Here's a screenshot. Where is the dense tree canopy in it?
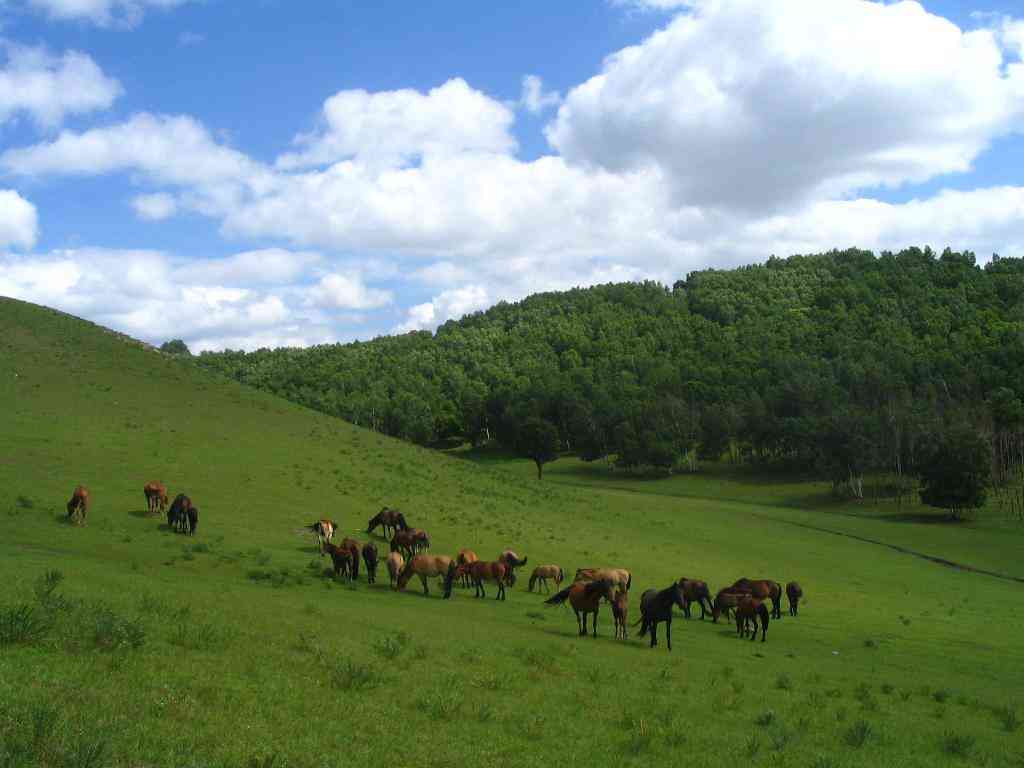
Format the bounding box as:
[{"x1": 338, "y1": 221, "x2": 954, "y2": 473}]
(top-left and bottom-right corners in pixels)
[{"x1": 196, "y1": 247, "x2": 1024, "y2": 491}]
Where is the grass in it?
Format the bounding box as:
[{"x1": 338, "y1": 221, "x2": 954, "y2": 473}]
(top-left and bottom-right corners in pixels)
[{"x1": 0, "y1": 297, "x2": 1022, "y2": 767}]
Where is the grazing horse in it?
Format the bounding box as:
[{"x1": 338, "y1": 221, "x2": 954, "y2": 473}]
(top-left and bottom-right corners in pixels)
[
  {"x1": 167, "y1": 494, "x2": 193, "y2": 533},
  {"x1": 340, "y1": 538, "x2": 362, "y2": 581},
  {"x1": 362, "y1": 542, "x2": 379, "y2": 584},
  {"x1": 636, "y1": 583, "x2": 686, "y2": 651},
  {"x1": 528, "y1": 565, "x2": 564, "y2": 594},
  {"x1": 678, "y1": 578, "x2": 713, "y2": 620},
  {"x1": 730, "y1": 578, "x2": 783, "y2": 620},
  {"x1": 143, "y1": 481, "x2": 168, "y2": 516},
  {"x1": 309, "y1": 519, "x2": 337, "y2": 555},
  {"x1": 386, "y1": 552, "x2": 405, "y2": 590},
  {"x1": 711, "y1": 589, "x2": 746, "y2": 623},
  {"x1": 574, "y1": 567, "x2": 631, "y2": 592},
  {"x1": 545, "y1": 578, "x2": 617, "y2": 638},
  {"x1": 498, "y1": 550, "x2": 528, "y2": 586},
  {"x1": 323, "y1": 542, "x2": 354, "y2": 581},
  {"x1": 462, "y1": 560, "x2": 510, "y2": 601},
  {"x1": 456, "y1": 549, "x2": 479, "y2": 588},
  {"x1": 366, "y1": 507, "x2": 409, "y2": 540},
  {"x1": 66, "y1": 485, "x2": 89, "y2": 524},
  {"x1": 786, "y1": 581, "x2": 803, "y2": 616},
  {"x1": 391, "y1": 528, "x2": 430, "y2": 559},
  {"x1": 396, "y1": 555, "x2": 455, "y2": 598},
  {"x1": 736, "y1": 596, "x2": 770, "y2": 642},
  {"x1": 611, "y1": 589, "x2": 629, "y2": 640}
]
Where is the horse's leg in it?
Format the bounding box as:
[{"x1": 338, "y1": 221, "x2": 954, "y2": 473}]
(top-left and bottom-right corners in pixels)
[
  {"x1": 650, "y1": 621, "x2": 657, "y2": 648},
  {"x1": 574, "y1": 608, "x2": 584, "y2": 636},
  {"x1": 666, "y1": 618, "x2": 672, "y2": 651}
]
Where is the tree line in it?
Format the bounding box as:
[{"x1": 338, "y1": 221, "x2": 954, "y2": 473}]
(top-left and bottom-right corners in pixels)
[{"x1": 194, "y1": 247, "x2": 1024, "y2": 515}]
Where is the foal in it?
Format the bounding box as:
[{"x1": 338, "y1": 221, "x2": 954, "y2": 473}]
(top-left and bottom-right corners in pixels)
[
  {"x1": 736, "y1": 596, "x2": 770, "y2": 642},
  {"x1": 611, "y1": 589, "x2": 629, "y2": 640},
  {"x1": 786, "y1": 581, "x2": 803, "y2": 616}
]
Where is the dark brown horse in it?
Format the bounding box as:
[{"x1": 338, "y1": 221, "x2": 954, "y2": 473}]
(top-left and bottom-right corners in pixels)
[
  {"x1": 340, "y1": 538, "x2": 362, "y2": 581},
  {"x1": 545, "y1": 578, "x2": 617, "y2": 638},
  {"x1": 730, "y1": 578, "x2": 783, "y2": 619},
  {"x1": 391, "y1": 528, "x2": 430, "y2": 560},
  {"x1": 66, "y1": 485, "x2": 89, "y2": 524},
  {"x1": 167, "y1": 493, "x2": 193, "y2": 534},
  {"x1": 736, "y1": 596, "x2": 770, "y2": 642},
  {"x1": 143, "y1": 481, "x2": 168, "y2": 516},
  {"x1": 462, "y1": 560, "x2": 510, "y2": 601},
  {"x1": 367, "y1": 506, "x2": 409, "y2": 539},
  {"x1": 611, "y1": 589, "x2": 629, "y2": 640},
  {"x1": 323, "y1": 542, "x2": 354, "y2": 580},
  {"x1": 711, "y1": 589, "x2": 746, "y2": 623},
  {"x1": 786, "y1": 581, "x2": 803, "y2": 616},
  {"x1": 362, "y1": 542, "x2": 379, "y2": 584},
  {"x1": 636, "y1": 583, "x2": 686, "y2": 651},
  {"x1": 498, "y1": 550, "x2": 528, "y2": 586},
  {"x1": 678, "y1": 578, "x2": 713, "y2": 620}
]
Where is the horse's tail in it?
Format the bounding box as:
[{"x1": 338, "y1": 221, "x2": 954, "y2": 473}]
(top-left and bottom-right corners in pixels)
[
  {"x1": 626, "y1": 571, "x2": 632, "y2": 590},
  {"x1": 442, "y1": 562, "x2": 456, "y2": 599},
  {"x1": 528, "y1": 573, "x2": 537, "y2": 592},
  {"x1": 545, "y1": 586, "x2": 573, "y2": 606}
]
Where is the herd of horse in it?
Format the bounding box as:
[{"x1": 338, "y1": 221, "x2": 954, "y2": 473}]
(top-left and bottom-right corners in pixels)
[
  {"x1": 64, "y1": 486, "x2": 804, "y2": 648},
  {"x1": 310, "y1": 506, "x2": 806, "y2": 650}
]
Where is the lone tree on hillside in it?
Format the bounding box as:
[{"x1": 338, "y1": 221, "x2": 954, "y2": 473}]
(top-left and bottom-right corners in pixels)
[
  {"x1": 918, "y1": 426, "x2": 991, "y2": 521},
  {"x1": 516, "y1": 417, "x2": 559, "y2": 480},
  {"x1": 159, "y1": 339, "x2": 191, "y2": 356}
]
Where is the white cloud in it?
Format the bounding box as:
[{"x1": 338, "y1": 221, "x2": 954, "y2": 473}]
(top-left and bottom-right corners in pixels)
[
  {"x1": 131, "y1": 192, "x2": 177, "y2": 220},
  {"x1": 309, "y1": 272, "x2": 392, "y2": 310},
  {"x1": 519, "y1": 75, "x2": 560, "y2": 114},
  {"x1": 174, "y1": 248, "x2": 321, "y2": 286},
  {"x1": 26, "y1": 0, "x2": 195, "y2": 27},
  {"x1": 275, "y1": 78, "x2": 516, "y2": 171},
  {"x1": 548, "y1": 0, "x2": 1024, "y2": 212},
  {"x1": 395, "y1": 284, "x2": 490, "y2": 332},
  {"x1": 0, "y1": 189, "x2": 38, "y2": 249},
  {"x1": 0, "y1": 43, "x2": 122, "y2": 128}
]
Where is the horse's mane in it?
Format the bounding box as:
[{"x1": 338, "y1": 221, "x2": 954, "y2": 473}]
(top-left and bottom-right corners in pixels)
[{"x1": 583, "y1": 578, "x2": 614, "y2": 596}]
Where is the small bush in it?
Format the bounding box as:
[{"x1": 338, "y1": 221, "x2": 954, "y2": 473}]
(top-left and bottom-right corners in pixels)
[
  {"x1": 933, "y1": 688, "x2": 952, "y2": 704},
  {"x1": 0, "y1": 603, "x2": 51, "y2": 645},
  {"x1": 92, "y1": 606, "x2": 145, "y2": 651},
  {"x1": 995, "y1": 705, "x2": 1019, "y2": 732},
  {"x1": 941, "y1": 732, "x2": 975, "y2": 759},
  {"x1": 330, "y1": 659, "x2": 381, "y2": 691},
  {"x1": 731, "y1": 680, "x2": 745, "y2": 695},
  {"x1": 373, "y1": 636, "x2": 404, "y2": 660},
  {"x1": 844, "y1": 720, "x2": 873, "y2": 748},
  {"x1": 170, "y1": 621, "x2": 225, "y2": 651},
  {"x1": 776, "y1": 673, "x2": 792, "y2": 691},
  {"x1": 811, "y1": 756, "x2": 835, "y2": 768},
  {"x1": 743, "y1": 734, "x2": 761, "y2": 758},
  {"x1": 770, "y1": 727, "x2": 792, "y2": 751},
  {"x1": 755, "y1": 710, "x2": 777, "y2": 727},
  {"x1": 863, "y1": 638, "x2": 877, "y2": 649},
  {"x1": 881, "y1": 683, "x2": 895, "y2": 695},
  {"x1": 416, "y1": 690, "x2": 462, "y2": 720},
  {"x1": 33, "y1": 570, "x2": 64, "y2": 606},
  {"x1": 476, "y1": 702, "x2": 494, "y2": 723}
]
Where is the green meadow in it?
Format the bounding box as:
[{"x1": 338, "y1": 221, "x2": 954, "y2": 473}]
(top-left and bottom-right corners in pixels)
[{"x1": 1, "y1": 296, "x2": 1022, "y2": 768}]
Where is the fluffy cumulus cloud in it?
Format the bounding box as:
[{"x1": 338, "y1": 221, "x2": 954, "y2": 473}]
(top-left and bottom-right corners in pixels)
[
  {"x1": 26, "y1": 0, "x2": 195, "y2": 27},
  {"x1": 5, "y1": 2, "x2": 1024, "y2": 348},
  {"x1": 0, "y1": 43, "x2": 122, "y2": 128},
  {"x1": 547, "y1": 0, "x2": 1024, "y2": 212},
  {"x1": 0, "y1": 189, "x2": 38, "y2": 249}
]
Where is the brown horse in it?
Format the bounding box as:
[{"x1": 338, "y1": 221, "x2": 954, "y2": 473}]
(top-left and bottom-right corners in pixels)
[
  {"x1": 528, "y1": 565, "x2": 564, "y2": 594},
  {"x1": 396, "y1": 555, "x2": 454, "y2": 598},
  {"x1": 498, "y1": 550, "x2": 528, "y2": 586},
  {"x1": 66, "y1": 485, "x2": 89, "y2": 524},
  {"x1": 362, "y1": 542, "x2": 379, "y2": 584},
  {"x1": 545, "y1": 578, "x2": 617, "y2": 638},
  {"x1": 730, "y1": 578, "x2": 783, "y2": 619},
  {"x1": 323, "y1": 542, "x2": 354, "y2": 580},
  {"x1": 574, "y1": 567, "x2": 631, "y2": 592},
  {"x1": 678, "y1": 578, "x2": 713, "y2": 620},
  {"x1": 462, "y1": 560, "x2": 510, "y2": 601},
  {"x1": 786, "y1": 581, "x2": 803, "y2": 616},
  {"x1": 386, "y1": 551, "x2": 405, "y2": 589},
  {"x1": 711, "y1": 589, "x2": 746, "y2": 623},
  {"x1": 143, "y1": 481, "x2": 168, "y2": 516},
  {"x1": 456, "y1": 549, "x2": 479, "y2": 588},
  {"x1": 391, "y1": 528, "x2": 430, "y2": 559},
  {"x1": 736, "y1": 596, "x2": 770, "y2": 642},
  {"x1": 367, "y1": 507, "x2": 409, "y2": 539},
  {"x1": 612, "y1": 589, "x2": 629, "y2": 640},
  {"x1": 340, "y1": 538, "x2": 362, "y2": 581}
]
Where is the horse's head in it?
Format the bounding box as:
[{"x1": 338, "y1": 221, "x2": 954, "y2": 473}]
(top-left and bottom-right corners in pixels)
[{"x1": 591, "y1": 579, "x2": 616, "y2": 604}]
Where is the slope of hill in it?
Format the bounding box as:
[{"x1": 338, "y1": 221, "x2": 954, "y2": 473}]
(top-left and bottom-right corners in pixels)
[{"x1": 1, "y1": 297, "x2": 1022, "y2": 768}]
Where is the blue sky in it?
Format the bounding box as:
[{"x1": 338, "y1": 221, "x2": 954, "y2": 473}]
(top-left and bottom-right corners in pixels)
[{"x1": 1, "y1": 0, "x2": 1023, "y2": 350}]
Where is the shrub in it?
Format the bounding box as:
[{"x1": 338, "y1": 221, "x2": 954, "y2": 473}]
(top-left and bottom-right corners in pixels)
[
  {"x1": 844, "y1": 720, "x2": 873, "y2": 748},
  {"x1": 755, "y1": 710, "x2": 776, "y2": 727},
  {"x1": 416, "y1": 690, "x2": 462, "y2": 720},
  {"x1": 373, "y1": 636, "x2": 404, "y2": 660},
  {"x1": 995, "y1": 705, "x2": 1019, "y2": 732},
  {"x1": 0, "y1": 603, "x2": 51, "y2": 645},
  {"x1": 329, "y1": 659, "x2": 381, "y2": 691},
  {"x1": 776, "y1": 673, "x2": 792, "y2": 691},
  {"x1": 743, "y1": 734, "x2": 761, "y2": 758},
  {"x1": 933, "y1": 688, "x2": 952, "y2": 704},
  {"x1": 941, "y1": 732, "x2": 975, "y2": 759},
  {"x1": 92, "y1": 606, "x2": 145, "y2": 651}
]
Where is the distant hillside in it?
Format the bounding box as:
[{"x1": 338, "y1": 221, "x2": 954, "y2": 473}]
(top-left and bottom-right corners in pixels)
[{"x1": 196, "y1": 247, "x2": 1024, "y2": 487}]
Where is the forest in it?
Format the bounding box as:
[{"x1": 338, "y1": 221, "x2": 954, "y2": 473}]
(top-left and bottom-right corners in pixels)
[{"x1": 195, "y1": 247, "x2": 1024, "y2": 511}]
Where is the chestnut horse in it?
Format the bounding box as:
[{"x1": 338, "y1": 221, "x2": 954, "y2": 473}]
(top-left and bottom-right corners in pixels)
[
  {"x1": 528, "y1": 565, "x2": 564, "y2": 594},
  {"x1": 574, "y1": 567, "x2": 631, "y2": 592},
  {"x1": 730, "y1": 578, "x2": 783, "y2": 619},
  {"x1": 637, "y1": 583, "x2": 686, "y2": 651},
  {"x1": 456, "y1": 549, "x2": 479, "y2": 588},
  {"x1": 66, "y1": 485, "x2": 89, "y2": 524},
  {"x1": 391, "y1": 528, "x2": 430, "y2": 560},
  {"x1": 498, "y1": 550, "x2": 528, "y2": 586},
  {"x1": 711, "y1": 589, "x2": 746, "y2": 623},
  {"x1": 612, "y1": 589, "x2": 629, "y2": 640},
  {"x1": 143, "y1": 481, "x2": 168, "y2": 516},
  {"x1": 340, "y1": 538, "x2": 362, "y2": 581},
  {"x1": 323, "y1": 542, "x2": 354, "y2": 580},
  {"x1": 462, "y1": 560, "x2": 510, "y2": 601},
  {"x1": 736, "y1": 596, "x2": 770, "y2": 642},
  {"x1": 362, "y1": 542, "x2": 379, "y2": 584},
  {"x1": 545, "y1": 578, "x2": 617, "y2": 638},
  {"x1": 386, "y1": 552, "x2": 404, "y2": 589},
  {"x1": 396, "y1": 555, "x2": 455, "y2": 598},
  {"x1": 786, "y1": 581, "x2": 803, "y2": 616},
  {"x1": 367, "y1": 507, "x2": 408, "y2": 540},
  {"x1": 678, "y1": 578, "x2": 713, "y2": 620}
]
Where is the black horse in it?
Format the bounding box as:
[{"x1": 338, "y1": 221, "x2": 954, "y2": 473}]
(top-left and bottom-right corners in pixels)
[
  {"x1": 185, "y1": 505, "x2": 198, "y2": 536},
  {"x1": 636, "y1": 583, "x2": 686, "y2": 651},
  {"x1": 167, "y1": 493, "x2": 192, "y2": 533},
  {"x1": 362, "y1": 542, "x2": 378, "y2": 584}
]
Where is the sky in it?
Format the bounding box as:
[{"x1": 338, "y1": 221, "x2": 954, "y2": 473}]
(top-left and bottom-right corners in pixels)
[{"x1": 1, "y1": 0, "x2": 1023, "y2": 352}]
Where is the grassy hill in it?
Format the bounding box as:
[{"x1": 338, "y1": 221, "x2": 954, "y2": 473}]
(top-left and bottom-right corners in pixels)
[{"x1": 1, "y1": 297, "x2": 1022, "y2": 768}]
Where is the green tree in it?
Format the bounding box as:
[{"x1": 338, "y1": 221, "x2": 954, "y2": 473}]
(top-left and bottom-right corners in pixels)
[
  {"x1": 918, "y1": 426, "x2": 991, "y2": 520},
  {"x1": 516, "y1": 417, "x2": 559, "y2": 479},
  {"x1": 160, "y1": 339, "x2": 191, "y2": 356}
]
